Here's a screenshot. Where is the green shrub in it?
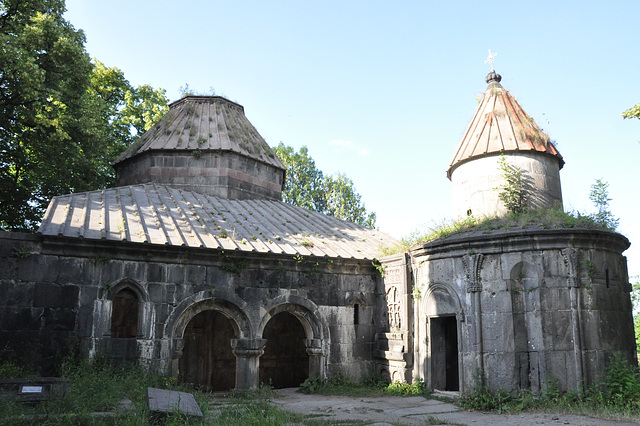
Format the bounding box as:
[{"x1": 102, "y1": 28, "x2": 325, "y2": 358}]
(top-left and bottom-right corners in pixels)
[
  {"x1": 386, "y1": 378, "x2": 432, "y2": 397},
  {"x1": 459, "y1": 370, "x2": 512, "y2": 413},
  {"x1": 599, "y1": 352, "x2": 640, "y2": 410}
]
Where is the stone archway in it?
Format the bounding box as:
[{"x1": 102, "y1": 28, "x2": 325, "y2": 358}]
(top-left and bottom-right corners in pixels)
[
  {"x1": 258, "y1": 298, "x2": 326, "y2": 388},
  {"x1": 259, "y1": 312, "x2": 309, "y2": 388},
  {"x1": 168, "y1": 295, "x2": 251, "y2": 391},
  {"x1": 422, "y1": 283, "x2": 463, "y2": 391},
  {"x1": 179, "y1": 310, "x2": 236, "y2": 390}
]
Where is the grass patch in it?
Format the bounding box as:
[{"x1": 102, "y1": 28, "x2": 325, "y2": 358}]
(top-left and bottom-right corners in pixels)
[
  {"x1": 459, "y1": 354, "x2": 640, "y2": 423},
  {"x1": 300, "y1": 373, "x2": 432, "y2": 398},
  {"x1": 0, "y1": 358, "x2": 208, "y2": 424},
  {"x1": 380, "y1": 208, "x2": 610, "y2": 256},
  {"x1": 0, "y1": 360, "x2": 371, "y2": 425}
]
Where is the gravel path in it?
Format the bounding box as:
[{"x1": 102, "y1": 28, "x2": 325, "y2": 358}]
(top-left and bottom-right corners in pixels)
[{"x1": 267, "y1": 388, "x2": 639, "y2": 425}]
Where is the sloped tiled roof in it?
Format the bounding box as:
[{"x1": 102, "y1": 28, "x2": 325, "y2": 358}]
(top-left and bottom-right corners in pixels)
[
  {"x1": 447, "y1": 72, "x2": 563, "y2": 179},
  {"x1": 113, "y1": 96, "x2": 285, "y2": 170},
  {"x1": 38, "y1": 184, "x2": 396, "y2": 260}
]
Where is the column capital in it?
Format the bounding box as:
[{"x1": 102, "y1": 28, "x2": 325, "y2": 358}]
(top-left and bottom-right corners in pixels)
[{"x1": 231, "y1": 338, "x2": 267, "y2": 358}]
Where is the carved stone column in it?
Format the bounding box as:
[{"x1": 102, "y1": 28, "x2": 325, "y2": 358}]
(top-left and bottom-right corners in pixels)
[
  {"x1": 306, "y1": 338, "x2": 324, "y2": 378},
  {"x1": 232, "y1": 338, "x2": 267, "y2": 390},
  {"x1": 563, "y1": 248, "x2": 585, "y2": 393},
  {"x1": 463, "y1": 253, "x2": 484, "y2": 373}
]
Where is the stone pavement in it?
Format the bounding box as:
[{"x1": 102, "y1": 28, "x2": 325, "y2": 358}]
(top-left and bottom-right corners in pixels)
[{"x1": 267, "y1": 388, "x2": 639, "y2": 425}]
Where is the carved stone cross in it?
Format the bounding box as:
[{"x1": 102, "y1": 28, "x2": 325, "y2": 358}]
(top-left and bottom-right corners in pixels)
[{"x1": 485, "y1": 49, "x2": 497, "y2": 71}]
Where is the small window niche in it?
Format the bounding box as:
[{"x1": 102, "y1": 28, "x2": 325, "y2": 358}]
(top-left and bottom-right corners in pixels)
[{"x1": 111, "y1": 288, "x2": 139, "y2": 338}]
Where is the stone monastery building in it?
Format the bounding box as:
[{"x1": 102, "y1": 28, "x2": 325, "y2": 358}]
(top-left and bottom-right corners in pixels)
[{"x1": 0, "y1": 71, "x2": 635, "y2": 393}]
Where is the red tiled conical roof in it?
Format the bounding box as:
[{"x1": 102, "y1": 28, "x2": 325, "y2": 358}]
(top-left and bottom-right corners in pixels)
[{"x1": 447, "y1": 72, "x2": 563, "y2": 179}]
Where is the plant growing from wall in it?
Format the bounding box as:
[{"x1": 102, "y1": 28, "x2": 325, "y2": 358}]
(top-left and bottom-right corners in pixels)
[
  {"x1": 589, "y1": 178, "x2": 619, "y2": 231},
  {"x1": 496, "y1": 154, "x2": 525, "y2": 214},
  {"x1": 372, "y1": 259, "x2": 385, "y2": 277}
]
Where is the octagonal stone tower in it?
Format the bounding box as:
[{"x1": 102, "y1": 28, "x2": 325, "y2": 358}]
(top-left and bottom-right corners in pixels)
[
  {"x1": 447, "y1": 71, "x2": 564, "y2": 218},
  {"x1": 113, "y1": 96, "x2": 286, "y2": 200}
]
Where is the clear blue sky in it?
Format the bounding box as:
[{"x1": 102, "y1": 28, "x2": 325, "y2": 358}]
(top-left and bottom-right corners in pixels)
[{"x1": 65, "y1": 0, "x2": 640, "y2": 277}]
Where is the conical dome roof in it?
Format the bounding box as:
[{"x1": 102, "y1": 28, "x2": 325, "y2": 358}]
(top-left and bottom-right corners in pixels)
[
  {"x1": 447, "y1": 72, "x2": 563, "y2": 179},
  {"x1": 113, "y1": 96, "x2": 285, "y2": 200},
  {"x1": 114, "y1": 96, "x2": 284, "y2": 170}
]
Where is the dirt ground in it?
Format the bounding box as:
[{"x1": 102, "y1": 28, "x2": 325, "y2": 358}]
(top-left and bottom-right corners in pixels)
[{"x1": 264, "y1": 388, "x2": 639, "y2": 425}]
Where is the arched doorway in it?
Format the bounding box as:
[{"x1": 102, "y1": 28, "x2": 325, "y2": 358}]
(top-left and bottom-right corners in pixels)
[
  {"x1": 179, "y1": 310, "x2": 236, "y2": 391},
  {"x1": 423, "y1": 284, "x2": 462, "y2": 391},
  {"x1": 430, "y1": 315, "x2": 459, "y2": 391},
  {"x1": 259, "y1": 312, "x2": 309, "y2": 388}
]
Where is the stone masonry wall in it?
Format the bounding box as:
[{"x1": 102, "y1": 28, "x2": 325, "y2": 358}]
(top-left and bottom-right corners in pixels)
[
  {"x1": 115, "y1": 150, "x2": 285, "y2": 200},
  {"x1": 383, "y1": 228, "x2": 634, "y2": 394},
  {"x1": 450, "y1": 152, "x2": 563, "y2": 219},
  {"x1": 0, "y1": 231, "x2": 379, "y2": 384}
]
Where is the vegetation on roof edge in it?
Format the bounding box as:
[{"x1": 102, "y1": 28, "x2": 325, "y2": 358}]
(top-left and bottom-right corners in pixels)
[{"x1": 378, "y1": 207, "x2": 617, "y2": 257}]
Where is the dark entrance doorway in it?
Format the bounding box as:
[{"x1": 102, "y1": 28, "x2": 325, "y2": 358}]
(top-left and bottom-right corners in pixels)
[
  {"x1": 259, "y1": 312, "x2": 309, "y2": 388},
  {"x1": 430, "y1": 316, "x2": 459, "y2": 391},
  {"x1": 179, "y1": 310, "x2": 236, "y2": 391}
]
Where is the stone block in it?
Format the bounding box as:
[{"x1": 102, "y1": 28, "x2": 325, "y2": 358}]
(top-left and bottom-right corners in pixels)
[
  {"x1": 43, "y1": 307, "x2": 77, "y2": 331},
  {"x1": 539, "y1": 288, "x2": 558, "y2": 311},
  {"x1": 543, "y1": 310, "x2": 572, "y2": 351},
  {"x1": 481, "y1": 312, "x2": 513, "y2": 353},
  {"x1": 483, "y1": 352, "x2": 515, "y2": 390},
  {"x1": 124, "y1": 262, "x2": 146, "y2": 282},
  {"x1": 76, "y1": 306, "x2": 93, "y2": 337},
  {"x1": 0, "y1": 307, "x2": 34, "y2": 330},
  {"x1": 16, "y1": 255, "x2": 60, "y2": 283},
  {"x1": 147, "y1": 283, "x2": 165, "y2": 303},
  {"x1": 186, "y1": 266, "x2": 205, "y2": 286},
  {"x1": 34, "y1": 283, "x2": 79, "y2": 308},
  {"x1": 78, "y1": 285, "x2": 99, "y2": 307},
  {"x1": 98, "y1": 261, "x2": 125, "y2": 287},
  {"x1": 167, "y1": 264, "x2": 185, "y2": 284},
  {"x1": 148, "y1": 263, "x2": 166, "y2": 283},
  {"x1": 0, "y1": 281, "x2": 34, "y2": 307}
]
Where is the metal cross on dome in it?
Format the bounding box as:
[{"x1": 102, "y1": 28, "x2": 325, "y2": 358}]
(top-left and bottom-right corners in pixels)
[{"x1": 485, "y1": 49, "x2": 497, "y2": 71}]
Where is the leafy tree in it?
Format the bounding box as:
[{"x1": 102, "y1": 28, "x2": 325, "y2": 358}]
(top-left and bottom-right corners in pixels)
[
  {"x1": 589, "y1": 178, "x2": 619, "y2": 230},
  {"x1": 630, "y1": 278, "x2": 640, "y2": 359},
  {"x1": 86, "y1": 60, "x2": 168, "y2": 168},
  {"x1": 622, "y1": 103, "x2": 640, "y2": 120},
  {"x1": 0, "y1": 0, "x2": 168, "y2": 231},
  {"x1": 274, "y1": 143, "x2": 376, "y2": 228},
  {"x1": 325, "y1": 173, "x2": 376, "y2": 228}
]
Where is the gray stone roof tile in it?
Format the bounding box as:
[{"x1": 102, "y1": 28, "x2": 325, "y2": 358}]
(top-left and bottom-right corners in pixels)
[
  {"x1": 113, "y1": 96, "x2": 285, "y2": 171},
  {"x1": 39, "y1": 184, "x2": 396, "y2": 260}
]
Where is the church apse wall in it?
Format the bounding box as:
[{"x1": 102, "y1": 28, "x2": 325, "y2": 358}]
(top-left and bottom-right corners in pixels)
[{"x1": 379, "y1": 227, "x2": 635, "y2": 394}]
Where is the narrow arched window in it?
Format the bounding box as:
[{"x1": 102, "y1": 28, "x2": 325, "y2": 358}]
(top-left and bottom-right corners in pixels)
[
  {"x1": 111, "y1": 288, "x2": 139, "y2": 338},
  {"x1": 354, "y1": 303, "x2": 360, "y2": 325}
]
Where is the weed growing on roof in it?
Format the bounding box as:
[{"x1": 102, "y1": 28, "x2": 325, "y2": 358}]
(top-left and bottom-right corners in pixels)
[{"x1": 379, "y1": 208, "x2": 607, "y2": 256}]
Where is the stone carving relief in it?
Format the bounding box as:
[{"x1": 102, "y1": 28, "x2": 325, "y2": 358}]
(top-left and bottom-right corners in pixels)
[
  {"x1": 386, "y1": 286, "x2": 402, "y2": 330},
  {"x1": 462, "y1": 253, "x2": 484, "y2": 293},
  {"x1": 385, "y1": 267, "x2": 401, "y2": 284},
  {"x1": 562, "y1": 248, "x2": 580, "y2": 288}
]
